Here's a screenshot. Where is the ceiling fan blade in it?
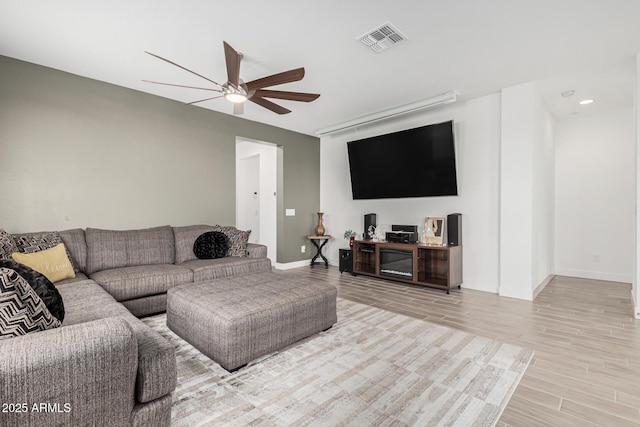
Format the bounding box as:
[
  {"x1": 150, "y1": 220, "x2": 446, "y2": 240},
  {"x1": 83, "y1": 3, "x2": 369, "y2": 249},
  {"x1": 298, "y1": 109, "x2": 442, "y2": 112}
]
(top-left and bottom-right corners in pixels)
[
  {"x1": 185, "y1": 94, "x2": 225, "y2": 106},
  {"x1": 142, "y1": 80, "x2": 222, "y2": 92},
  {"x1": 223, "y1": 41, "x2": 241, "y2": 87},
  {"x1": 233, "y1": 103, "x2": 244, "y2": 115},
  {"x1": 254, "y1": 89, "x2": 320, "y2": 102},
  {"x1": 249, "y1": 96, "x2": 291, "y2": 115},
  {"x1": 145, "y1": 51, "x2": 222, "y2": 88},
  {"x1": 246, "y1": 68, "x2": 305, "y2": 91}
]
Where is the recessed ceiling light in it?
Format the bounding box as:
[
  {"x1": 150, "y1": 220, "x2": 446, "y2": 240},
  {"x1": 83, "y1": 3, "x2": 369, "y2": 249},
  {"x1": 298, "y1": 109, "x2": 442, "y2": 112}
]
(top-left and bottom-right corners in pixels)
[
  {"x1": 561, "y1": 90, "x2": 575, "y2": 97},
  {"x1": 579, "y1": 99, "x2": 594, "y2": 105}
]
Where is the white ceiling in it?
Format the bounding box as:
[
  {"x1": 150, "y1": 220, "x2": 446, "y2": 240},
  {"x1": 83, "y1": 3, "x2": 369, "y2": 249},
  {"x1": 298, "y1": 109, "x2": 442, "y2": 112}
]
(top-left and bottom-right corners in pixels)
[{"x1": 2, "y1": 1, "x2": 639, "y2": 136}]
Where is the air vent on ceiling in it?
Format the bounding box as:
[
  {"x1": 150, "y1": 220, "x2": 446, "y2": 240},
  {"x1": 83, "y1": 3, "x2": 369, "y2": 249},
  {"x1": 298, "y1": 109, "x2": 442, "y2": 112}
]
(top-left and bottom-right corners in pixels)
[{"x1": 357, "y1": 22, "x2": 407, "y2": 53}]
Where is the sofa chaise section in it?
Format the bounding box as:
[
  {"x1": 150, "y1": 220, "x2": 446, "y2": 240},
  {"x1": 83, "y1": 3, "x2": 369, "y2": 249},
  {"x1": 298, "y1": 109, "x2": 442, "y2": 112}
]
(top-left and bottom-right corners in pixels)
[{"x1": 85, "y1": 226, "x2": 194, "y2": 317}]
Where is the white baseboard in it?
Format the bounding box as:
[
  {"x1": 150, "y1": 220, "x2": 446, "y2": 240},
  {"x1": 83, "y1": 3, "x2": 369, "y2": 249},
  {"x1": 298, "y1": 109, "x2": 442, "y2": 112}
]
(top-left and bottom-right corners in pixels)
[
  {"x1": 633, "y1": 289, "x2": 640, "y2": 320},
  {"x1": 274, "y1": 260, "x2": 311, "y2": 270},
  {"x1": 554, "y1": 268, "x2": 632, "y2": 284},
  {"x1": 533, "y1": 274, "x2": 554, "y2": 299}
]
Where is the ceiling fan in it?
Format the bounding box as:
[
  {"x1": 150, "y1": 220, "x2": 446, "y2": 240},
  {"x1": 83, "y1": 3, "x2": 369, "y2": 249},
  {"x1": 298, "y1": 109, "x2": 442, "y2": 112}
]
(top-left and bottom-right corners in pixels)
[{"x1": 143, "y1": 41, "x2": 320, "y2": 115}]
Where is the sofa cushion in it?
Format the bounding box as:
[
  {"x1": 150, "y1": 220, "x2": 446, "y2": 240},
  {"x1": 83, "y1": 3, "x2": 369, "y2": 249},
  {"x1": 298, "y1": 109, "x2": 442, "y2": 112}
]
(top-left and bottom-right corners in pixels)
[
  {"x1": 85, "y1": 226, "x2": 175, "y2": 275},
  {"x1": 212, "y1": 225, "x2": 251, "y2": 257},
  {"x1": 193, "y1": 231, "x2": 229, "y2": 259},
  {"x1": 58, "y1": 228, "x2": 87, "y2": 273},
  {"x1": 90, "y1": 264, "x2": 193, "y2": 302},
  {"x1": 173, "y1": 225, "x2": 215, "y2": 264},
  {"x1": 0, "y1": 229, "x2": 18, "y2": 260},
  {"x1": 0, "y1": 260, "x2": 65, "y2": 322},
  {"x1": 12, "y1": 231, "x2": 77, "y2": 272},
  {"x1": 181, "y1": 257, "x2": 272, "y2": 283},
  {"x1": 57, "y1": 279, "x2": 177, "y2": 403},
  {"x1": 12, "y1": 243, "x2": 75, "y2": 283},
  {"x1": 0, "y1": 267, "x2": 61, "y2": 339}
]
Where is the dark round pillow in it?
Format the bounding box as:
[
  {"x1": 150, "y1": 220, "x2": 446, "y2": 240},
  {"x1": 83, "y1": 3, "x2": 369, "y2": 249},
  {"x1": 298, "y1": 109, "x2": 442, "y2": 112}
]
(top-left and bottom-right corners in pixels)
[
  {"x1": 0, "y1": 259, "x2": 65, "y2": 322},
  {"x1": 193, "y1": 231, "x2": 230, "y2": 259}
]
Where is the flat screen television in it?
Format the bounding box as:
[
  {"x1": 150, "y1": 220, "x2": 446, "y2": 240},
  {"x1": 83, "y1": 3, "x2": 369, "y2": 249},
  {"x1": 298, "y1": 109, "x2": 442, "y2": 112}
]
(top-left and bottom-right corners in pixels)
[{"x1": 347, "y1": 120, "x2": 458, "y2": 199}]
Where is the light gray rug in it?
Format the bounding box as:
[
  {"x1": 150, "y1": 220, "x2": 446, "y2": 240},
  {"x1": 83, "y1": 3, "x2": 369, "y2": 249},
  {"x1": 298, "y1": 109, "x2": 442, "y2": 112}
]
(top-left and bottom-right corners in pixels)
[{"x1": 143, "y1": 298, "x2": 533, "y2": 427}]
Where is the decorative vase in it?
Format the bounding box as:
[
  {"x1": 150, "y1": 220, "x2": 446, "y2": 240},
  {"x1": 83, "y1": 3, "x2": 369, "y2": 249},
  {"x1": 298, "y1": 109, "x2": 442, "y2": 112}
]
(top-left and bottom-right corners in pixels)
[
  {"x1": 349, "y1": 236, "x2": 355, "y2": 248},
  {"x1": 315, "y1": 212, "x2": 325, "y2": 236}
]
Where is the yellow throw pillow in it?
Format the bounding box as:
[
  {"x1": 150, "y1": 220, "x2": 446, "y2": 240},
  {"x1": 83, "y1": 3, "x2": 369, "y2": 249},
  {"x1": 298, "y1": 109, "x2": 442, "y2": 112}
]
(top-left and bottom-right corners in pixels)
[{"x1": 12, "y1": 243, "x2": 75, "y2": 283}]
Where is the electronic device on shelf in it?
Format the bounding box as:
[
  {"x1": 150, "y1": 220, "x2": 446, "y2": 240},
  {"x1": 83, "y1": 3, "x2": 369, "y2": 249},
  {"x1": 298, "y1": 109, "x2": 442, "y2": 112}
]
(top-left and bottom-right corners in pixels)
[{"x1": 385, "y1": 225, "x2": 418, "y2": 243}]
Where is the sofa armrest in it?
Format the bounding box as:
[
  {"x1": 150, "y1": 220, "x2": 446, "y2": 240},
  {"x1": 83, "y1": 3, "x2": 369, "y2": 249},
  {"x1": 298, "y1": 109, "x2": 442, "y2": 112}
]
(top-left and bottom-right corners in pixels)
[
  {"x1": 0, "y1": 317, "x2": 138, "y2": 427},
  {"x1": 247, "y1": 243, "x2": 268, "y2": 258}
]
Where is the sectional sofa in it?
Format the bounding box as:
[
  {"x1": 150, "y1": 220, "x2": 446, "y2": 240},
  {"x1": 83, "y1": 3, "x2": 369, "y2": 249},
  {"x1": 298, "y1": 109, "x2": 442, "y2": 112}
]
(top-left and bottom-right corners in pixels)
[{"x1": 0, "y1": 224, "x2": 271, "y2": 427}]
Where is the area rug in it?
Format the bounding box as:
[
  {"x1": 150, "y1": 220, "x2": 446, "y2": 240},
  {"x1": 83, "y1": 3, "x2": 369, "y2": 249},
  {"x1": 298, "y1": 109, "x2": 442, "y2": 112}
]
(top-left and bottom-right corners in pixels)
[{"x1": 142, "y1": 298, "x2": 533, "y2": 426}]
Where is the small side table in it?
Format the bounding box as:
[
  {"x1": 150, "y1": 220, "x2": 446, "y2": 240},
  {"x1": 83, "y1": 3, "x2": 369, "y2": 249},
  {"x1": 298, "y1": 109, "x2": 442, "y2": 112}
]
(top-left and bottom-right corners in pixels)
[{"x1": 308, "y1": 235, "x2": 331, "y2": 268}]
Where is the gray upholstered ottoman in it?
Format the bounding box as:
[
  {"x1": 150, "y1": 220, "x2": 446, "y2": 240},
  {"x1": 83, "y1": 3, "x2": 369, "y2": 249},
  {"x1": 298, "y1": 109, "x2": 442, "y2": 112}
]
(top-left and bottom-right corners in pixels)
[{"x1": 166, "y1": 271, "x2": 337, "y2": 371}]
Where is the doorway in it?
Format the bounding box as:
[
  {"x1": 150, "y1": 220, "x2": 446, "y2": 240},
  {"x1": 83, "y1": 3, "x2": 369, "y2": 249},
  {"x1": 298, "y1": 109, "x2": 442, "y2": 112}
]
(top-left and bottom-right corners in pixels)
[{"x1": 236, "y1": 139, "x2": 277, "y2": 263}]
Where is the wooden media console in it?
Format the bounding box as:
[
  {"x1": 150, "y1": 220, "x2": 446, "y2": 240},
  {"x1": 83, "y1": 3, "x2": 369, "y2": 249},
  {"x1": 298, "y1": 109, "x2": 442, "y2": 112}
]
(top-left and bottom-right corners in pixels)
[{"x1": 352, "y1": 240, "x2": 462, "y2": 293}]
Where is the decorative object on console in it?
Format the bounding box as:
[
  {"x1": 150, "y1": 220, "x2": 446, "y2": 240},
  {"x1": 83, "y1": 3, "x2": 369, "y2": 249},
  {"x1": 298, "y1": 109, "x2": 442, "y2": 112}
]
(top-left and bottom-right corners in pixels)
[
  {"x1": 11, "y1": 243, "x2": 75, "y2": 283},
  {"x1": 193, "y1": 231, "x2": 230, "y2": 259},
  {"x1": 343, "y1": 229, "x2": 356, "y2": 248},
  {"x1": 0, "y1": 267, "x2": 62, "y2": 339},
  {"x1": 373, "y1": 224, "x2": 390, "y2": 241},
  {"x1": 423, "y1": 217, "x2": 446, "y2": 246},
  {"x1": 0, "y1": 259, "x2": 65, "y2": 322},
  {"x1": 315, "y1": 212, "x2": 325, "y2": 236}
]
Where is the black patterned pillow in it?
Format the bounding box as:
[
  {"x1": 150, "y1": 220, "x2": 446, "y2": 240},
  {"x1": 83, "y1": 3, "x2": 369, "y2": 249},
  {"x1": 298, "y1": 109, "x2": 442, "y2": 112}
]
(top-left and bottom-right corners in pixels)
[
  {"x1": 13, "y1": 232, "x2": 76, "y2": 272},
  {"x1": 0, "y1": 229, "x2": 18, "y2": 260},
  {"x1": 212, "y1": 226, "x2": 251, "y2": 257},
  {"x1": 193, "y1": 232, "x2": 229, "y2": 259},
  {"x1": 0, "y1": 260, "x2": 65, "y2": 322},
  {"x1": 0, "y1": 267, "x2": 61, "y2": 340}
]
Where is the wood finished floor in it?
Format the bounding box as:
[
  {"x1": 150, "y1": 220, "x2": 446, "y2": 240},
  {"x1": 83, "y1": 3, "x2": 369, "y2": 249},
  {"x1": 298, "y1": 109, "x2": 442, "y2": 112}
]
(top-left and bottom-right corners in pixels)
[{"x1": 282, "y1": 266, "x2": 640, "y2": 426}]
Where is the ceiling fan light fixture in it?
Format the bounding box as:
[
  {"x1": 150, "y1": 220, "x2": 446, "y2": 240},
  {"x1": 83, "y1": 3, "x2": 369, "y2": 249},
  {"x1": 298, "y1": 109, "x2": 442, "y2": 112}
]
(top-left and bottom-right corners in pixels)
[
  {"x1": 225, "y1": 92, "x2": 248, "y2": 103},
  {"x1": 222, "y1": 83, "x2": 249, "y2": 104}
]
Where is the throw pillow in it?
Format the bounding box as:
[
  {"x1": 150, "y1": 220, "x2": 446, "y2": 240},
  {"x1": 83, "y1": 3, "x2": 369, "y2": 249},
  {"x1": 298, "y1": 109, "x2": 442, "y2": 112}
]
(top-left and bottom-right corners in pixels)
[
  {"x1": 0, "y1": 267, "x2": 61, "y2": 340},
  {"x1": 13, "y1": 231, "x2": 77, "y2": 272},
  {"x1": 12, "y1": 243, "x2": 75, "y2": 283},
  {"x1": 193, "y1": 231, "x2": 230, "y2": 259},
  {"x1": 212, "y1": 226, "x2": 251, "y2": 257},
  {"x1": 0, "y1": 260, "x2": 65, "y2": 322},
  {"x1": 0, "y1": 229, "x2": 18, "y2": 260}
]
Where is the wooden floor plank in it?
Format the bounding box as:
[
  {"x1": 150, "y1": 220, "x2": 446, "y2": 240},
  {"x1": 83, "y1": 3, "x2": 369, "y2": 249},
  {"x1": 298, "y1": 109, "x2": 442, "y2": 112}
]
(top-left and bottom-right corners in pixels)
[{"x1": 290, "y1": 267, "x2": 640, "y2": 426}]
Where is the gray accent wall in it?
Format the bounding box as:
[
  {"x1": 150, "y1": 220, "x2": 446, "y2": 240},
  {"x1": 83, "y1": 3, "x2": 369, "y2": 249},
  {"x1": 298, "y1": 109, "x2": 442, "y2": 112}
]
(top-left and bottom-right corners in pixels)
[{"x1": 0, "y1": 55, "x2": 319, "y2": 264}]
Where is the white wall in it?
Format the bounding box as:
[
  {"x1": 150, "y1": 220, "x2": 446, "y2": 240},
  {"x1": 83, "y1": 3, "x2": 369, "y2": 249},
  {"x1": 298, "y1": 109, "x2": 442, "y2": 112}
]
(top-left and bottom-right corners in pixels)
[
  {"x1": 320, "y1": 94, "x2": 502, "y2": 293},
  {"x1": 532, "y1": 90, "x2": 556, "y2": 291},
  {"x1": 635, "y1": 53, "x2": 640, "y2": 318},
  {"x1": 555, "y1": 108, "x2": 635, "y2": 283},
  {"x1": 500, "y1": 82, "x2": 555, "y2": 300}
]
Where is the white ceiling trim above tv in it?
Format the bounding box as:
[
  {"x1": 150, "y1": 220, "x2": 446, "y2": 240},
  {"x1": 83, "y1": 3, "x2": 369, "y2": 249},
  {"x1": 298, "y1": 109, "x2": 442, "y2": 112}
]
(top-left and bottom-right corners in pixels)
[{"x1": 315, "y1": 91, "x2": 458, "y2": 136}]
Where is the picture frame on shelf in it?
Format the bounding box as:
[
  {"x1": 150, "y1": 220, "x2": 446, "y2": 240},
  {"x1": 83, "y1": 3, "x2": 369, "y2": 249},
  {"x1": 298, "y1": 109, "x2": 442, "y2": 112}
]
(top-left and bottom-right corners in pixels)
[{"x1": 423, "y1": 217, "x2": 445, "y2": 246}]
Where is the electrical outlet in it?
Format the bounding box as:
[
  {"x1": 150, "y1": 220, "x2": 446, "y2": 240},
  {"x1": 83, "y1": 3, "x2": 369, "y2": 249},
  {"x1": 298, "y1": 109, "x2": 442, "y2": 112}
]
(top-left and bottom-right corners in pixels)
[
  {"x1": 594, "y1": 254, "x2": 600, "y2": 263},
  {"x1": 301, "y1": 245, "x2": 306, "y2": 253}
]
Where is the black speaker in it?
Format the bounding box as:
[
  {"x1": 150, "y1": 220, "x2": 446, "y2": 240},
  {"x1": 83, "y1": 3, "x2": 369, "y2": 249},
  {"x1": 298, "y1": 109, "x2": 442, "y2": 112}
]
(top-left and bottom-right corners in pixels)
[
  {"x1": 364, "y1": 213, "x2": 376, "y2": 240},
  {"x1": 339, "y1": 248, "x2": 353, "y2": 274},
  {"x1": 447, "y1": 213, "x2": 462, "y2": 246}
]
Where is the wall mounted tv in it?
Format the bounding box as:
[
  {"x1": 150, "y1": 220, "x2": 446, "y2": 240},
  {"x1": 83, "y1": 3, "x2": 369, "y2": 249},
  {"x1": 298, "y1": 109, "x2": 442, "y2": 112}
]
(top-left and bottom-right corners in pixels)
[{"x1": 347, "y1": 120, "x2": 458, "y2": 199}]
